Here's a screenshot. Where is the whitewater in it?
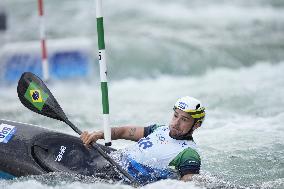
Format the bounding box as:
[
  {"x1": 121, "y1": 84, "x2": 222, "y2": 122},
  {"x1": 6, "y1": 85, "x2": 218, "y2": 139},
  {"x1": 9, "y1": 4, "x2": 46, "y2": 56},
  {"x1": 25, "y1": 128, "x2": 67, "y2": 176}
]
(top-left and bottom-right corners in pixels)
[
  {"x1": 0, "y1": 0, "x2": 284, "y2": 188},
  {"x1": 1, "y1": 62, "x2": 283, "y2": 189}
]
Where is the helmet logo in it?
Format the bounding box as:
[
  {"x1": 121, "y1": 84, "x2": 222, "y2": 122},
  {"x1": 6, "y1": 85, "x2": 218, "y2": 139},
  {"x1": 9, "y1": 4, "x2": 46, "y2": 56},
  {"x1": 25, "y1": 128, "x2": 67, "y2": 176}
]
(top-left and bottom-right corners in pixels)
[
  {"x1": 178, "y1": 102, "x2": 188, "y2": 110},
  {"x1": 196, "y1": 104, "x2": 200, "y2": 110}
]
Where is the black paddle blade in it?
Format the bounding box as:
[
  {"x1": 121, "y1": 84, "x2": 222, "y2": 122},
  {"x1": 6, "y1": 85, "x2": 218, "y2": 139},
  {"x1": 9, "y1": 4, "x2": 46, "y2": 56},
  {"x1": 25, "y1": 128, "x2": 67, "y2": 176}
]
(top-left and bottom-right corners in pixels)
[{"x1": 17, "y1": 72, "x2": 68, "y2": 122}]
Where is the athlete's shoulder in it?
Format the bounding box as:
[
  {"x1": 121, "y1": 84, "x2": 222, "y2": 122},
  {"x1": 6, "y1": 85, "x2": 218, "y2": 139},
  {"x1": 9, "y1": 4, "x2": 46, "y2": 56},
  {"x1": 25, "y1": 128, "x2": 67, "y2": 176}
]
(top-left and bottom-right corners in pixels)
[
  {"x1": 180, "y1": 147, "x2": 201, "y2": 162},
  {"x1": 143, "y1": 124, "x2": 166, "y2": 137},
  {"x1": 169, "y1": 147, "x2": 201, "y2": 176}
]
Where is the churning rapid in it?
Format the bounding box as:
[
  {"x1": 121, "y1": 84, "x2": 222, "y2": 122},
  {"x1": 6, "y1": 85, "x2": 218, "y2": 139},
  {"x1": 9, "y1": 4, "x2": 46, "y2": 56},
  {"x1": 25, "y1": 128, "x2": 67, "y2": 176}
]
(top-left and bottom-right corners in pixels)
[{"x1": 0, "y1": 0, "x2": 284, "y2": 189}]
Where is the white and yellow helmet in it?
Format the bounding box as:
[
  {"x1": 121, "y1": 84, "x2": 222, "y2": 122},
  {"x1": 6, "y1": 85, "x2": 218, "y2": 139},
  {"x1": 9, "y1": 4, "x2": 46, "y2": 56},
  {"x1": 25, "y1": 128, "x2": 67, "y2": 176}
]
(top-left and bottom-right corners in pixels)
[{"x1": 174, "y1": 96, "x2": 206, "y2": 125}]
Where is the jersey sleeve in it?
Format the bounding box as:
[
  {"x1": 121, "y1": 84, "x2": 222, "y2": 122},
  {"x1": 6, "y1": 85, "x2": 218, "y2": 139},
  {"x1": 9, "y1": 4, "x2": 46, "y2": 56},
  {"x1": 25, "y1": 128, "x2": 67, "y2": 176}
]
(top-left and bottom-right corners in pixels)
[
  {"x1": 143, "y1": 124, "x2": 163, "y2": 137},
  {"x1": 169, "y1": 147, "x2": 201, "y2": 177}
]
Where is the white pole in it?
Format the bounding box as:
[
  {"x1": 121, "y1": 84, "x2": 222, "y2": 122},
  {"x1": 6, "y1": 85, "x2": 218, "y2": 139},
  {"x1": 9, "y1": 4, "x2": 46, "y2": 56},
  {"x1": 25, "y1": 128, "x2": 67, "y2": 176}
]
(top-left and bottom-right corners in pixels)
[
  {"x1": 96, "y1": 0, "x2": 111, "y2": 146},
  {"x1": 38, "y1": 0, "x2": 49, "y2": 81}
]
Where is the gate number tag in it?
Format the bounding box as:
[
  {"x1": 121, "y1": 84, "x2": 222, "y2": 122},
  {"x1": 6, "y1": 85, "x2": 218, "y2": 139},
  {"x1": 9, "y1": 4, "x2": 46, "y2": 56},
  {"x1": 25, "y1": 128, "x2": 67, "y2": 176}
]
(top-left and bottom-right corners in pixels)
[{"x1": 0, "y1": 123, "x2": 17, "y2": 143}]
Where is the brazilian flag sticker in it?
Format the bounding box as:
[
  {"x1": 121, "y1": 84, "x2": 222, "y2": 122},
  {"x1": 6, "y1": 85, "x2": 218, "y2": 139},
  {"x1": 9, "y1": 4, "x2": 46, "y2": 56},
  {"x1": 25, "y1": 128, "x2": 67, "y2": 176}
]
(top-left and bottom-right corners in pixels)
[{"x1": 24, "y1": 82, "x2": 49, "y2": 111}]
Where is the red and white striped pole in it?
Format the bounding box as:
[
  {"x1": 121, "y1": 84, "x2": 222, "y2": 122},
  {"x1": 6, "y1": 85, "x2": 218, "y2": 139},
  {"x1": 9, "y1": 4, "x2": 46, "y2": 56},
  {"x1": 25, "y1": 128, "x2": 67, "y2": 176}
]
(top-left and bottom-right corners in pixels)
[{"x1": 38, "y1": 0, "x2": 49, "y2": 81}]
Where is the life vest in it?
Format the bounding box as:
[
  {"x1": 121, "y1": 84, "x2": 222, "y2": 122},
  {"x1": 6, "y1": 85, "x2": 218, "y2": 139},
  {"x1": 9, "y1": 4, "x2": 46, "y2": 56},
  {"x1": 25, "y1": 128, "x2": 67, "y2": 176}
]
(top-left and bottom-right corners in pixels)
[{"x1": 117, "y1": 126, "x2": 198, "y2": 184}]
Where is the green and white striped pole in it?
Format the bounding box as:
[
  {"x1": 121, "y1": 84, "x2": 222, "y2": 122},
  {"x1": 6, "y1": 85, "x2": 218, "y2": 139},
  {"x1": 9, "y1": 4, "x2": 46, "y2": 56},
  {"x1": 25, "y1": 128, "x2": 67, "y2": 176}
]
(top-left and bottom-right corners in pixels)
[{"x1": 96, "y1": 0, "x2": 111, "y2": 146}]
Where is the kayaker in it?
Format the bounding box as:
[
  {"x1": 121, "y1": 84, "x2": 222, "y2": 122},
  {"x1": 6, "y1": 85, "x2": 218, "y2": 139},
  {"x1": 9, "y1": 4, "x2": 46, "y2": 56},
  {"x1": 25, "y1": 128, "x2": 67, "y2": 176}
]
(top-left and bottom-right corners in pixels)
[{"x1": 80, "y1": 96, "x2": 205, "y2": 184}]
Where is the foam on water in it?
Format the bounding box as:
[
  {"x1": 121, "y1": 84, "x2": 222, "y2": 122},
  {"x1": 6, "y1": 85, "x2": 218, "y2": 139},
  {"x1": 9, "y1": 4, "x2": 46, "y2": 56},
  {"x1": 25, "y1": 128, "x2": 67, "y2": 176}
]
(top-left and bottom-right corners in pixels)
[
  {"x1": 1, "y1": 62, "x2": 283, "y2": 188},
  {"x1": 1, "y1": 0, "x2": 284, "y2": 188}
]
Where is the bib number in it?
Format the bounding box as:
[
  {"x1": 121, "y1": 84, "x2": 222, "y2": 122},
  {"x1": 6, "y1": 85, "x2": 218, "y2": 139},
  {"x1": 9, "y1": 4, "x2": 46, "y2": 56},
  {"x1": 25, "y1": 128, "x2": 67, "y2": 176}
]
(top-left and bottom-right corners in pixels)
[{"x1": 138, "y1": 137, "x2": 153, "y2": 149}]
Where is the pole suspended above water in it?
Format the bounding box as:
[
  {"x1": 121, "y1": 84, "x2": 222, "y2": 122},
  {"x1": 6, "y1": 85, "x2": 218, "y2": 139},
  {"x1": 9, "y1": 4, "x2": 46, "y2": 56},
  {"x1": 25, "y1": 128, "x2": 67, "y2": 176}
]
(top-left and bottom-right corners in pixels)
[
  {"x1": 96, "y1": 0, "x2": 111, "y2": 146},
  {"x1": 37, "y1": 0, "x2": 49, "y2": 81}
]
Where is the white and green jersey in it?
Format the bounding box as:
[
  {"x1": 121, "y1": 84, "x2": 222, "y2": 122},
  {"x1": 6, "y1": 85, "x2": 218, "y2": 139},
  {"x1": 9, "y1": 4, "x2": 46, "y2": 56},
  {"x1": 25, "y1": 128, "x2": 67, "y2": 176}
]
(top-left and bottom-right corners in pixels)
[{"x1": 122, "y1": 124, "x2": 201, "y2": 181}]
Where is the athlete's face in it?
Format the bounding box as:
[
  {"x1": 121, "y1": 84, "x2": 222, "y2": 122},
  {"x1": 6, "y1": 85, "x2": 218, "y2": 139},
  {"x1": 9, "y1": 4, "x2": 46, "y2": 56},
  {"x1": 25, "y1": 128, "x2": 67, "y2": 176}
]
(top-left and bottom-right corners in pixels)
[{"x1": 169, "y1": 108, "x2": 195, "y2": 139}]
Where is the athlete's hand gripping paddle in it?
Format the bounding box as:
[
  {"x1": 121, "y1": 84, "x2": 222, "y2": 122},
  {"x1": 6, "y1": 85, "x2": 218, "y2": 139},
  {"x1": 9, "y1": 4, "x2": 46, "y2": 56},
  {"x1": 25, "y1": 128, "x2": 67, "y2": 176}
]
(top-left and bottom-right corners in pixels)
[{"x1": 17, "y1": 72, "x2": 139, "y2": 187}]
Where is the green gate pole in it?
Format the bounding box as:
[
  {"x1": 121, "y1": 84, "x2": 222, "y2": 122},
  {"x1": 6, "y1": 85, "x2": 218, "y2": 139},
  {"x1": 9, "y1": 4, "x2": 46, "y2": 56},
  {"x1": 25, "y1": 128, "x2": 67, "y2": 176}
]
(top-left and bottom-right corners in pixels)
[{"x1": 96, "y1": 0, "x2": 111, "y2": 146}]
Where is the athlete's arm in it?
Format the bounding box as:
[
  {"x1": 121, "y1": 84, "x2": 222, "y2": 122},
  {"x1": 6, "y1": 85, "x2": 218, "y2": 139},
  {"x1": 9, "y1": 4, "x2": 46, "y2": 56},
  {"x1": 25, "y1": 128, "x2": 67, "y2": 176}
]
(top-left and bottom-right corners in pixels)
[
  {"x1": 169, "y1": 147, "x2": 201, "y2": 182},
  {"x1": 111, "y1": 126, "x2": 144, "y2": 141},
  {"x1": 180, "y1": 173, "x2": 194, "y2": 181},
  {"x1": 80, "y1": 126, "x2": 144, "y2": 146}
]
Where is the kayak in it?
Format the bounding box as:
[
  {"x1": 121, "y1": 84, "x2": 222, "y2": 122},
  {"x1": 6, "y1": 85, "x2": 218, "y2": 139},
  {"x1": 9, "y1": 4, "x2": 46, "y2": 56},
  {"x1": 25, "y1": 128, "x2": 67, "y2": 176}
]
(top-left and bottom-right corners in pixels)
[
  {"x1": 0, "y1": 119, "x2": 122, "y2": 182},
  {"x1": 1, "y1": 72, "x2": 140, "y2": 186}
]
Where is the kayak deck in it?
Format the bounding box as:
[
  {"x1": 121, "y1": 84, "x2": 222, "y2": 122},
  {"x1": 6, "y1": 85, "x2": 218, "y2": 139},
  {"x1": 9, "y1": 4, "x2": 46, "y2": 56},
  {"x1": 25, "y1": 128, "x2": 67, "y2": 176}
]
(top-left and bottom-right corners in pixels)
[{"x1": 0, "y1": 119, "x2": 122, "y2": 182}]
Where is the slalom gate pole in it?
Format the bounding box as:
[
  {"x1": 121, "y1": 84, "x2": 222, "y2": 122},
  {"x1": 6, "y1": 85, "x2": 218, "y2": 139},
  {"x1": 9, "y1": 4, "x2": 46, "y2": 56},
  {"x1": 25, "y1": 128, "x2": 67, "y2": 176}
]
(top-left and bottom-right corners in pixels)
[
  {"x1": 37, "y1": 0, "x2": 49, "y2": 81},
  {"x1": 96, "y1": 0, "x2": 111, "y2": 146}
]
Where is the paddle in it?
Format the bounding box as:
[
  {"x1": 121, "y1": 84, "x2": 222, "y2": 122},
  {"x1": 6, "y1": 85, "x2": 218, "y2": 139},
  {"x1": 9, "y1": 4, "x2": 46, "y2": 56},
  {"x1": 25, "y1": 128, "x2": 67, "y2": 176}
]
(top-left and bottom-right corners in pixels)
[{"x1": 17, "y1": 72, "x2": 140, "y2": 187}]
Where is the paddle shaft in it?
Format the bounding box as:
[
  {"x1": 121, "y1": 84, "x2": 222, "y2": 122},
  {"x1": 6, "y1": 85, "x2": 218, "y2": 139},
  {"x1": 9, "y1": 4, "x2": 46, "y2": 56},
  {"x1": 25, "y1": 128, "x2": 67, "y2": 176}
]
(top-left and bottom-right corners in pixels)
[{"x1": 64, "y1": 119, "x2": 139, "y2": 186}]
